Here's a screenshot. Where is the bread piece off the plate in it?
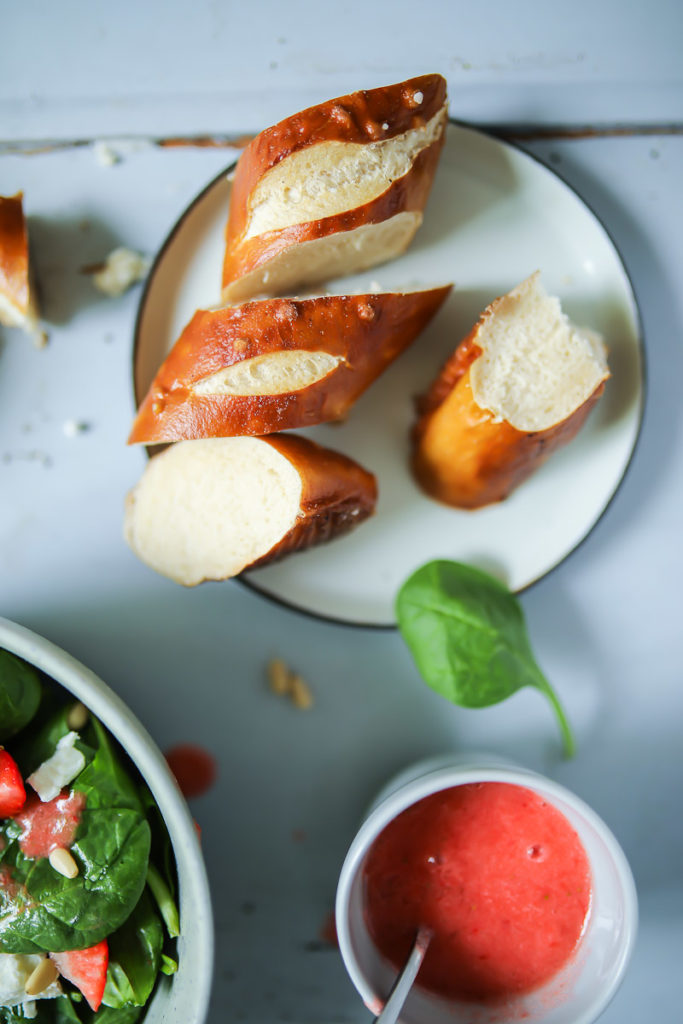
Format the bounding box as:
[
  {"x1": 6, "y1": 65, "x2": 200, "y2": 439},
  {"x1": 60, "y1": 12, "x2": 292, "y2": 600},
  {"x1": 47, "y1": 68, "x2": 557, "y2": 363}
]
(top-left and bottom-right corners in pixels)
[
  {"x1": 129, "y1": 287, "x2": 451, "y2": 444},
  {"x1": 412, "y1": 273, "x2": 610, "y2": 509},
  {"x1": 221, "y1": 74, "x2": 448, "y2": 303},
  {"x1": 0, "y1": 193, "x2": 45, "y2": 346},
  {"x1": 124, "y1": 435, "x2": 377, "y2": 585}
]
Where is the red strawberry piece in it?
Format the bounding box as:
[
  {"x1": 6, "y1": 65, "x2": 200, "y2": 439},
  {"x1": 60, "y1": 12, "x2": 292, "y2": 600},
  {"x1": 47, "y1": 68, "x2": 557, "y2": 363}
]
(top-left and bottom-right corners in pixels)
[
  {"x1": 0, "y1": 747, "x2": 26, "y2": 817},
  {"x1": 50, "y1": 939, "x2": 109, "y2": 1011}
]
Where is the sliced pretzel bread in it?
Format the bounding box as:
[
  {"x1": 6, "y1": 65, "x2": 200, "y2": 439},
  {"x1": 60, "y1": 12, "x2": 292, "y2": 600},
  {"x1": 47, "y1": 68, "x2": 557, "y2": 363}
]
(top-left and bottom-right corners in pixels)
[
  {"x1": 129, "y1": 287, "x2": 451, "y2": 444},
  {"x1": 221, "y1": 74, "x2": 448, "y2": 303},
  {"x1": 124, "y1": 435, "x2": 377, "y2": 585},
  {"x1": 413, "y1": 273, "x2": 610, "y2": 509},
  {"x1": 0, "y1": 193, "x2": 44, "y2": 345}
]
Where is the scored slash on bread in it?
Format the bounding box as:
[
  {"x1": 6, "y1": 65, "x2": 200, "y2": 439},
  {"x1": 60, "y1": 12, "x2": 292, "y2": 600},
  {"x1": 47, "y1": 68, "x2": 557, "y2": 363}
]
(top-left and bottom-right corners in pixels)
[
  {"x1": 221, "y1": 74, "x2": 448, "y2": 303},
  {"x1": 124, "y1": 435, "x2": 378, "y2": 586},
  {"x1": 129, "y1": 287, "x2": 452, "y2": 444},
  {"x1": 412, "y1": 273, "x2": 610, "y2": 509},
  {"x1": 0, "y1": 193, "x2": 45, "y2": 347}
]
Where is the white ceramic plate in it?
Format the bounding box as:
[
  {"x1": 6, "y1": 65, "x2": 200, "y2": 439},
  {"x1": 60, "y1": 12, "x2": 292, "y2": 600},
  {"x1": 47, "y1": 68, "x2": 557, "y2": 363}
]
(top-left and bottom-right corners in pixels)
[{"x1": 133, "y1": 123, "x2": 643, "y2": 628}]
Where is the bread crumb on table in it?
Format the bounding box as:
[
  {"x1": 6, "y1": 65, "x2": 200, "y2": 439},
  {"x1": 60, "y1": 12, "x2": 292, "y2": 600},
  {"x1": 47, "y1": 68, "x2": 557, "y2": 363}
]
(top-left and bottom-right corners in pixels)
[
  {"x1": 92, "y1": 248, "x2": 151, "y2": 297},
  {"x1": 92, "y1": 141, "x2": 122, "y2": 167},
  {"x1": 62, "y1": 419, "x2": 92, "y2": 438}
]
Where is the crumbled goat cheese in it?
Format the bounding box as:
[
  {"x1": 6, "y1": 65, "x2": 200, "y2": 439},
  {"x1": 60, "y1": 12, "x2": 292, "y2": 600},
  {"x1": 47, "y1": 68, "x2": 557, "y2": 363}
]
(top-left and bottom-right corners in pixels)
[
  {"x1": 28, "y1": 732, "x2": 86, "y2": 802},
  {"x1": 0, "y1": 954, "x2": 62, "y2": 1010}
]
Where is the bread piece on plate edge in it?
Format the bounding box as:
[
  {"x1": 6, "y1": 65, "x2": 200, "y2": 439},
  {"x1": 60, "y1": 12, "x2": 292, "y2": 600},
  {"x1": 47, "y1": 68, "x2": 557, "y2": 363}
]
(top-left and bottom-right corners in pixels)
[
  {"x1": 129, "y1": 287, "x2": 452, "y2": 444},
  {"x1": 221, "y1": 74, "x2": 448, "y2": 304},
  {"x1": 412, "y1": 272, "x2": 610, "y2": 510},
  {"x1": 123, "y1": 435, "x2": 378, "y2": 586},
  {"x1": 0, "y1": 193, "x2": 45, "y2": 346}
]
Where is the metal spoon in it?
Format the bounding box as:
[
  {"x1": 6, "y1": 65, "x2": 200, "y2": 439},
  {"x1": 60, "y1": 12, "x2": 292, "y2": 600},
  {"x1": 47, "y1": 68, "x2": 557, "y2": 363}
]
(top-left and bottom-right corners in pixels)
[{"x1": 372, "y1": 927, "x2": 432, "y2": 1024}]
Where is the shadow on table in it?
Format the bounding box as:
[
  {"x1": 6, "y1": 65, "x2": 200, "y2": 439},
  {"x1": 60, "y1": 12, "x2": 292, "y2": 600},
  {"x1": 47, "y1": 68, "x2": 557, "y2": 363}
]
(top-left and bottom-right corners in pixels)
[{"x1": 30, "y1": 212, "x2": 131, "y2": 325}]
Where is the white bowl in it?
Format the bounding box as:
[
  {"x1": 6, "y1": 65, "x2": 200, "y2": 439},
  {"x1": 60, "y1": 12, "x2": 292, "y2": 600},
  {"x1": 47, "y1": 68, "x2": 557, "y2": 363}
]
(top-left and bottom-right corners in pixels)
[
  {"x1": 336, "y1": 753, "x2": 637, "y2": 1024},
  {"x1": 0, "y1": 616, "x2": 214, "y2": 1024}
]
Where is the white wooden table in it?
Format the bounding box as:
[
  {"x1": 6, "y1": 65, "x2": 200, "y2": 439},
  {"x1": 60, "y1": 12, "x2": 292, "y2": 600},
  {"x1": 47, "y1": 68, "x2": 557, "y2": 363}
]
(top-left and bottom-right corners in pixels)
[{"x1": 1, "y1": 3, "x2": 682, "y2": 1021}]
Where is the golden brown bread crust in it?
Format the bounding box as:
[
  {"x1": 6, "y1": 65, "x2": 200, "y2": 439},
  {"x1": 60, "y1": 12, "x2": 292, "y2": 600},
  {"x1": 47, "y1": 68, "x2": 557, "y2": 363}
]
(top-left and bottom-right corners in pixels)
[
  {"x1": 221, "y1": 74, "x2": 447, "y2": 299},
  {"x1": 0, "y1": 193, "x2": 30, "y2": 317},
  {"x1": 413, "y1": 337, "x2": 606, "y2": 509},
  {"x1": 247, "y1": 434, "x2": 378, "y2": 570},
  {"x1": 129, "y1": 288, "x2": 452, "y2": 444}
]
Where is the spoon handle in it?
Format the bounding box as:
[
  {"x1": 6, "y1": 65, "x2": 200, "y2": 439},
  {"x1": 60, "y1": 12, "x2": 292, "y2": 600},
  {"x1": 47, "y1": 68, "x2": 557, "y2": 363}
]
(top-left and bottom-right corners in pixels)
[{"x1": 373, "y1": 927, "x2": 432, "y2": 1024}]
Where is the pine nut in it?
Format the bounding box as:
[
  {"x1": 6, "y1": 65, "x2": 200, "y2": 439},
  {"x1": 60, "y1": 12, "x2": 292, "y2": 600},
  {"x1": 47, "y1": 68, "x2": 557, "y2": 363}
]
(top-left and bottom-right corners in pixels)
[
  {"x1": 66, "y1": 701, "x2": 89, "y2": 730},
  {"x1": 267, "y1": 658, "x2": 291, "y2": 696},
  {"x1": 289, "y1": 674, "x2": 314, "y2": 710},
  {"x1": 25, "y1": 957, "x2": 59, "y2": 996},
  {"x1": 49, "y1": 847, "x2": 79, "y2": 879}
]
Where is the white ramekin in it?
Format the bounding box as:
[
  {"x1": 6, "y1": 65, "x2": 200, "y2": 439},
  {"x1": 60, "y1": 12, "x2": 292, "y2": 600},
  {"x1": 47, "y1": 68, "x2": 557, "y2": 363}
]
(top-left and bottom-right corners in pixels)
[
  {"x1": 0, "y1": 616, "x2": 214, "y2": 1024},
  {"x1": 336, "y1": 753, "x2": 637, "y2": 1024}
]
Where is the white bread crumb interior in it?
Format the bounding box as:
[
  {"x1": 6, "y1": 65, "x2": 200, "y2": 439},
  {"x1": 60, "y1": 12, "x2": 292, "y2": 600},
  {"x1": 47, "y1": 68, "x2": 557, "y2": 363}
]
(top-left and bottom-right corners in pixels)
[
  {"x1": 224, "y1": 211, "x2": 420, "y2": 302},
  {"x1": 470, "y1": 273, "x2": 609, "y2": 431},
  {"x1": 124, "y1": 437, "x2": 301, "y2": 585},
  {"x1": 193, "y1": 350, "x2": 343, "y2": 396},
  {"x1": 0, "y1": 288, "x2": 31, "y2": 327},
  {"x1": 0, "y1": 281, "x2": 45, "y2": 346},
  {"x1": 245, "y1": 106, "x2": 447, "y2": 239}
]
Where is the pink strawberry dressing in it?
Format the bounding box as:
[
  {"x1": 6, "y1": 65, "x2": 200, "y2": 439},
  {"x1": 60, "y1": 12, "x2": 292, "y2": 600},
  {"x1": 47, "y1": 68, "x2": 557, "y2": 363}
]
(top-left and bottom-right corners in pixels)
[
  {"x1": 364, "y1": 782, "x2": 591, "y2": 1003},
  {"x1": 13, "y1": 789, "x2": 86, "y2": 859}
]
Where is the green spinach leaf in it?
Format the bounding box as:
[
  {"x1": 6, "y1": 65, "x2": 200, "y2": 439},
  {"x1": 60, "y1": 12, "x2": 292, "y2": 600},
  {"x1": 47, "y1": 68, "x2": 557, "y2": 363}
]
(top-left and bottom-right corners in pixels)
[
  {"x1": 85, "y1": 1007, "x2": 145, "y2": 1023},
  {"x1": 102, "y1": 889, "x2": 163, "y2": 1009},
  {"x1": 145, "y1": 864, "x2": 179, "y2": 940},
  {"x1": 0, "y1": 1008, "x2": 26, "y2": 1024},
  {"x1": 0, "y1": 996, "x2": 80, "y2": 1024},
  {"x1": 12, "y1": 705, "x2": 95, "y2": 781},
  {"x1": 396, "y1": 560, "x2": 575, "y2": 756},
  {"x1": 0, "y1": 650, "x2": 42, "y2": 741},
  {"x1": 53, "y1": 995, "x2": 87, "y2": 1023},
  {"x1": 159, "y1": 954, "x2": 177, "y2": 976}
]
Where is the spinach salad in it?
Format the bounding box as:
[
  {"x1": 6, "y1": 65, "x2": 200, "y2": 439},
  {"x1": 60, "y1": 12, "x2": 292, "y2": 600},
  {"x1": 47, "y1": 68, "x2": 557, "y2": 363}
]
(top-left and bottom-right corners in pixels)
[{"x1": 0, "y1": 649, "x2": 179, "y2": 1022}]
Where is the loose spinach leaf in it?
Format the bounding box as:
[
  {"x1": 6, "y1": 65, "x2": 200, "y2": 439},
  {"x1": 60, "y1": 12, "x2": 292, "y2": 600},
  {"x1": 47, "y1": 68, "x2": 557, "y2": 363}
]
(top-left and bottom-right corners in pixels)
[
  {"x1": 396, "y1": 560, "x2": 575, "y2": 756},
  {"x1": 0, "y1": 650, "x2": 42, "y2": 741},
  {"x1": 0, "y1": 715, "x2": 151, "y2": 953},
  {"x1": 102, "y1": 889, "x2": 163, "y2": 1009}
]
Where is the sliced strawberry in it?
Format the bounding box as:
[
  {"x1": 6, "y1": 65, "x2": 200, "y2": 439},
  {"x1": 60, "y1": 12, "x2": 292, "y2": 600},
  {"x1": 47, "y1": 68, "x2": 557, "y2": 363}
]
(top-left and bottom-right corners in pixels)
[
  {"x1": 0, "y1": 747, "x2": 26, "y2": 817},
  {"x1": 50, "y1": 939, "x2": 109, "y2": 1011}
]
